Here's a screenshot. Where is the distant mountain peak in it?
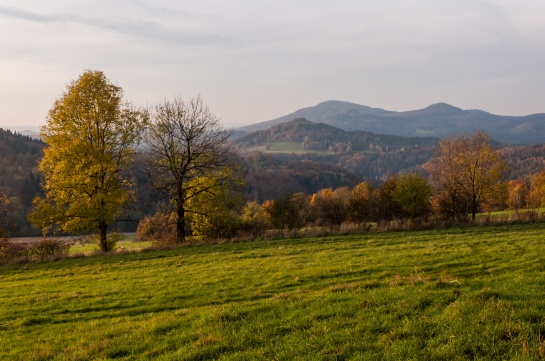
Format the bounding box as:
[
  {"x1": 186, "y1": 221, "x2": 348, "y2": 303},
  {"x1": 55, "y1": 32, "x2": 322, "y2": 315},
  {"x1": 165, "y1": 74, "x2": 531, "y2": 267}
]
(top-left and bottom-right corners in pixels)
[
  {"x1": 423, "y1": 102, "x2": 463, "y2": 113},
  {"x1": 238, "y1": 100, "x2": 387, "y2": 133},
  {"x1": 238, "y1": 100, "x2": 545, "y2": 144},
  {"x1": 315, "y1": 100, "x2": 364, "y2": 107}
]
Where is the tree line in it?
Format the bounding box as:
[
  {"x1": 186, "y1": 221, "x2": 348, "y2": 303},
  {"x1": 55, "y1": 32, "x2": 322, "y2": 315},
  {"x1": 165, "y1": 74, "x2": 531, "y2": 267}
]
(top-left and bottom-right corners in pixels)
[
  {"x1": 0, "y1": 70, "x2": 542, "y2": 254},
  {"x1": 135, "y1": 130, "x2": 527, "y2": 244}
]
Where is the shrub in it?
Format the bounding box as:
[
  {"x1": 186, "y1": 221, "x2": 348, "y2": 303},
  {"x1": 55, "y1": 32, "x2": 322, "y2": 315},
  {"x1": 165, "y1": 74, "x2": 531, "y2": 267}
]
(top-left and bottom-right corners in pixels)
[
  {"x1": 136, "y1": 212, "x2": 176, "y2": 242},
  {"x1": 190, "y1": 210, "x2": 241, "y2": 242},
  {"x1": 0, "y1": 239, "x2": 28, "y2": 262},
  {"x1": 151, "y1": 234, "x2": 179, "y2": 249},
  {"x1": 28, "y1": 239, "x2": 70, "y2": 260},
  {"x1": 240, "y1": 202, "x2": 269, "y2": 238}
]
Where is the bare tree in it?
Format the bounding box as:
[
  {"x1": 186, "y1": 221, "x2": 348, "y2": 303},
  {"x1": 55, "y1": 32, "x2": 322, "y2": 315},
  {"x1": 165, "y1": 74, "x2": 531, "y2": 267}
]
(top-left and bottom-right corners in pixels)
[{"x1": 145, "y1": 95, "x2": 240, "y2": 243}]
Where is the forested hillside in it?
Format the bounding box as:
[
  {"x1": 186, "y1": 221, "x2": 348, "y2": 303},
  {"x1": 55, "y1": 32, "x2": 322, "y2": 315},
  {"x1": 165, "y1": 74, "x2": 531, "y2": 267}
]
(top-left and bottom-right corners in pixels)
[
  {"x1": 237, "y1": 119, "x2": 435, "y2": 200},
  {"x1": 0, "y1": 129, "x2": 43, "y2": 202},
  {"x1": 235, "y1": 118, "x2": 438, "y2": 152},
  {"x1": 500, "y1": 144, "x2": 545, "y2": 180},
  {"x1": 0, "y1": 128, "x2": 44, "y2": 235},
  {"x1": 243, "y1": 152, "x2": 362, "y2": 201}
]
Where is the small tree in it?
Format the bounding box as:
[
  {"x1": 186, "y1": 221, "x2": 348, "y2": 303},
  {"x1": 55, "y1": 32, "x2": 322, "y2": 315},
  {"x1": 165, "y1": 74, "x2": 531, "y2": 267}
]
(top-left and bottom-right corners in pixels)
[
  {"x1": 310, "y1": 187, "x2": 350, "y2": 230},
  {"x1": 530, "y1": 171, "x2": 545, "y2": 208},
  {"x1": 348, "y1": 182, "x2": 373, "y2": 225},
  {"x1": 263, "y1": 194, "x2": 301, "y2": 232},
  {"x1": 145, "y1": 95, "x2": 240, "y2": 243},
  {"x1": 240, "y1": 201, "x2": 269, "y2": 238},
  {"x1": 291, "y1": 192, "x2": 314, "y2": 226},
  {"x1": 369, "y1": 177, "x2": 403, "y2": 223},
  {"x1": 136, "y1": 211, "x2": 176, "y2": 243},
  {"x1": 186, "y1": 173, "x2": 243, "y2": 241},
  {"x1": 29, "y1": 70, "x2": 143, "y2": 252},
  {"x1": 392, "y1": 173, "x2": 432, "y2": 224},
  {"x1": 425, "y1": 131, "x2": 507, "y2": 221},
  {"x1": 507, "y1": 179, "x2": 530, "y2": 220}
]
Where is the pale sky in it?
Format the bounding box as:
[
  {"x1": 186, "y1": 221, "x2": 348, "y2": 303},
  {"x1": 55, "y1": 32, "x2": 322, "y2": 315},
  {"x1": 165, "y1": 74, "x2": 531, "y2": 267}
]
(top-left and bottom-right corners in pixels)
[{"x1": 1, "y1": 0, "x2": 545, "y2": 130}]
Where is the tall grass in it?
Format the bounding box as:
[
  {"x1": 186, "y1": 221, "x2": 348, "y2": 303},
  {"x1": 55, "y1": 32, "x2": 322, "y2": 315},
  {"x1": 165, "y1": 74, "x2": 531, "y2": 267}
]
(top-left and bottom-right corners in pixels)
[{"x1": 1, "y1": 223, "x2": 545, "y2": 359}]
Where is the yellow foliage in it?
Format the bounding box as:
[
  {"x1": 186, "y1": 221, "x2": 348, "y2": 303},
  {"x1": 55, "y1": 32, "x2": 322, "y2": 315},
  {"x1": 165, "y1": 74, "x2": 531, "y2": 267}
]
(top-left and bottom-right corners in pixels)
[
  {"x1": 29, "y1": 70, "x2": 144, "y2": 251},
  {"x1": 530, "y1": 171, "x2": 545, "y2": 207},
  {"x1": 186, "y1": 170, "x2": 243, "y2": 240}
]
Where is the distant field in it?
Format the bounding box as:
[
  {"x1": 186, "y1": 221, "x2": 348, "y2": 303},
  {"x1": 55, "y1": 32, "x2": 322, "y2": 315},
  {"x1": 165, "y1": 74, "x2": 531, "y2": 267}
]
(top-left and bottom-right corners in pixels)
[
  {"x1": 249, "y1": 141, "x2": 331, "y2": 154},
  {"x1": 11, "y1": 233, "x2": 151, "y2": 255},
  {"x1": 2, "y1": 223, "x2": 545, "y2": 359},
  {"x1": 476, "y1": 208, "x2": 545, "y2": 220},
  {"x1": 414, "y1": 129, "x2": 436, "y2": 136}
]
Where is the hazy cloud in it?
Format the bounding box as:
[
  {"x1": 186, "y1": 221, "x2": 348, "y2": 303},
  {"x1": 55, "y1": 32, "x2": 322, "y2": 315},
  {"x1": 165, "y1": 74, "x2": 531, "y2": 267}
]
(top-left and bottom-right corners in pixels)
[
  {"x1": 0, "y1": 5, "x2": 234, "y2": 47},
  {"x1": 132, "y1": 0, "x2": 189, "y2": 18},
  {"x1": 0, "y1": 5, "x2": 74, "y2": 22}
]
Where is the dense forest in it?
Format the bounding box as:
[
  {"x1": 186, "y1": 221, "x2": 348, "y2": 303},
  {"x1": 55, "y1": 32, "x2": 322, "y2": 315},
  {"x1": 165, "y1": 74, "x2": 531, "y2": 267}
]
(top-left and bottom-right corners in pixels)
[
  {"x1": 0, "y1": 128, "x2": 44, "y2": 235},
  {"x1": 0, "y1": 128, "x2": 43, "y2": 200}
]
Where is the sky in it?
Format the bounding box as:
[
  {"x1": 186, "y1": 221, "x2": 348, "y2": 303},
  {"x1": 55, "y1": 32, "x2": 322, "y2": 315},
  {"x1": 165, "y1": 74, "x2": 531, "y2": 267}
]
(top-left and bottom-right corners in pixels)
[{"x1": 1, "y1": 0, "x2": 545, "y2": 130}]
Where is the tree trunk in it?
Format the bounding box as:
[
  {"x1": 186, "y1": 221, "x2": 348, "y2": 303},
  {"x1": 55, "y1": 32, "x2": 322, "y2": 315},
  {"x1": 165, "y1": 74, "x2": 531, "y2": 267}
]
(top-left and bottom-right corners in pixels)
[
  {"x1": 471, "y1": 194, "x2": 477, "y2": 221},
  {"x1": 99, "y1": 221, "x2": 109, "y2": 252},
  {"x1": 177, "y1": 203, "x2": 186, "y2": 243}
]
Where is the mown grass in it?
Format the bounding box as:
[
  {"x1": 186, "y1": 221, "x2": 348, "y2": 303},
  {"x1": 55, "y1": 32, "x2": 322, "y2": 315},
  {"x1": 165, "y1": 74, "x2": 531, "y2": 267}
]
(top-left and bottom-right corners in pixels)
[
  {"x1": 1, "y1": 223, "x2": 545, "y2": 360},
  {"x1": 476, "y1": 207, "x2": 545, "y2": 220},
  {"x1": 69, "y1": 237, "x2": 151, "y2": 255}
]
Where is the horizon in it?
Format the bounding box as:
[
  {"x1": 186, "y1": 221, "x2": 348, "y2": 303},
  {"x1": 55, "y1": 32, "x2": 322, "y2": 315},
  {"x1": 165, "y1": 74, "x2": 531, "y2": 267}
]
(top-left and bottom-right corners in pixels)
[{"x1": 3, "y1": 99, "x2": 545, "y2": 134}]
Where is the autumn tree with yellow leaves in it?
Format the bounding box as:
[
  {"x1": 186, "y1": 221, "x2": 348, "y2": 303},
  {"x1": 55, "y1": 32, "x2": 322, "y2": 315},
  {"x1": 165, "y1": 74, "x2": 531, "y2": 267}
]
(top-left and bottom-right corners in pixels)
[
  {"x1": 186, "y1": 170, "x2": 244, "y2": 241},
  {"x1": 29, "y1": 70, "x2": 144, "y2": 252},
  {"x1": 310, "y1": 187, "x2": 351, "y2": 229}
]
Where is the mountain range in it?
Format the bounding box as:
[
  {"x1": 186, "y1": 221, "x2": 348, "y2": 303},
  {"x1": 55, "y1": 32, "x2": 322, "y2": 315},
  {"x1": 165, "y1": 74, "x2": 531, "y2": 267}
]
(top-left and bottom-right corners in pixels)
[{"x1": 238, "y1": 101, "x2": 545, "y2": 145}]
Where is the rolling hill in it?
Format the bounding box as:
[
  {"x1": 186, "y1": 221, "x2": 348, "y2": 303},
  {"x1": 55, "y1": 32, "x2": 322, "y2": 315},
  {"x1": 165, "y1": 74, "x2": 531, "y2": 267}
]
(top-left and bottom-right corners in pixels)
[
  {"x1": 235, "y1": 118, "x2": 437, "y2": 153},
  {"x1": 236, "y1": 119, "x2": 439, "y2": 200},
  {"x1": 235, "y1": 118, "x2": 545, "y2": 201},
  {"x1": 238, "y1": 100, "x2": 545, "y2": 144}
]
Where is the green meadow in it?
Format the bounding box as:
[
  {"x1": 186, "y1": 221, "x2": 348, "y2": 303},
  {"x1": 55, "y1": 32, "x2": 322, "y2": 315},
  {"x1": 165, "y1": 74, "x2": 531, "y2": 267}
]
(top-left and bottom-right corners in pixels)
[
  {"x1": 69, "y1": 236, "x2": 151, "y2": 255},
  {"x1": 1, "y1": 223, "x2": 545, "y2": 360},
  {"x1": 249, "y1": 141, "x2": 331, "y2": 154}
]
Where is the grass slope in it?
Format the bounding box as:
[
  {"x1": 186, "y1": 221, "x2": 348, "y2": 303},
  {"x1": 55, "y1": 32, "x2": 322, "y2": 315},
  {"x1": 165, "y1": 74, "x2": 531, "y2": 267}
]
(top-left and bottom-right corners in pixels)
[{"x1": 1, "y1": 224, "x2": 545, "y2": 360}]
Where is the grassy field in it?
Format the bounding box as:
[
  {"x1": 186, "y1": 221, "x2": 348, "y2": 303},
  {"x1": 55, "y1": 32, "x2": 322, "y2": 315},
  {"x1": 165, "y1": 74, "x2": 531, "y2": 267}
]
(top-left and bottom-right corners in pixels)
[
  {"x1": 477, "y1": 208, "x2": 545, "y2": 221},
  {"x1": 1, "y1": 223, "x2": 545, "y2": 360},
  {"x1": 68, "y1": 234, "x2": 152, "y2": 255},
  {"x1": 11, "y1": 234, "x2": 152, "y2": 256},
  {"x1": 248, "y1": 142, "x2": 331, "y2": 154}
]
